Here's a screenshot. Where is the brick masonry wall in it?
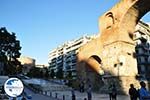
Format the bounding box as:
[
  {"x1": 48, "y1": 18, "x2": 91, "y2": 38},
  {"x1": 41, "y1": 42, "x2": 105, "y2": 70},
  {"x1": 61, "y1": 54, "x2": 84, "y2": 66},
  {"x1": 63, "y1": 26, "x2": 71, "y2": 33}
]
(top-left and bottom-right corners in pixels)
[{"x1": 77, "y1": 0, "x2": 150, "y2": 94}]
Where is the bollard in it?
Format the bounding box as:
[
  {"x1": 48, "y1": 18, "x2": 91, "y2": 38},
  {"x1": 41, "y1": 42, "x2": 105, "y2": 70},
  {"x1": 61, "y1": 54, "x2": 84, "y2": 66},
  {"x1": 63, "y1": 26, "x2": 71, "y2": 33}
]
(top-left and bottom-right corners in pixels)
[
  {"x1": 71, "y1": 89, "x2": 76, "y2": 100},
  {"x1": 84, "y1": 98, "x2": 87, "y2": 100},
  {"x1": 47, "y1": 91, "x2": 50, "y2": 96},
  {"x1": 72, "y1": 94, "x2": 76, "y2": 100},
  {"x1": 50, "y1": 92, "x2": 52, "y2": 97},
  {"x1": 63, "y1": 95, "x2": 65, "y2": 100},
  {"x1": 55, "y1": 93, "x2": 57, "y2": 98}
]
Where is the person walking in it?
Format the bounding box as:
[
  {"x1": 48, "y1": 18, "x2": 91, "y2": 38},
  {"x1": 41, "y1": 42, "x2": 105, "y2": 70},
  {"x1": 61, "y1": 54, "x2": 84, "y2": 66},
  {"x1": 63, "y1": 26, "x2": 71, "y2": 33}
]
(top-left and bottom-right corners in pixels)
[
  {"x1": 21, "y1": 96, "x2": 26, "y2": 100},
  {"x1": 71, "y1": 88, "x2": 76, "y2": 100},
  {"x1": 111, "y1": 84, "x2": 117, "y2": 100},
  {"x1": 87, "y1": 85, "x2": 92, "y2": 100},
  {"x1": 139, "y1": 81, "x2": 150, "y2": 100},
  {"x1": 129, "y1": 84, "x2": 138, "y2": 100},
  {"x1": 80, "y1": 81, "x2": 85, "y2": 93},
  {"x1": 109, "y1": 84, "x2": 113, "y2": 100}
]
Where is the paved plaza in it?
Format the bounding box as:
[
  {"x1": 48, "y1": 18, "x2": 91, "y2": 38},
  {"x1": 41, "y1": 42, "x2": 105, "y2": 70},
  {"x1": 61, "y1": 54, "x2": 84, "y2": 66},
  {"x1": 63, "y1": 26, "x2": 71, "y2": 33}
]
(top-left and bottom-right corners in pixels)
[
  {"x1": 23, "y1": 78, "x2": 131, "y2": 100},
  {"x1": 24, "y1": 86, "x2": 130, "y2": 100},
  {"x1": 50, "y1": 90, "x2": 130, "y2": 100}
]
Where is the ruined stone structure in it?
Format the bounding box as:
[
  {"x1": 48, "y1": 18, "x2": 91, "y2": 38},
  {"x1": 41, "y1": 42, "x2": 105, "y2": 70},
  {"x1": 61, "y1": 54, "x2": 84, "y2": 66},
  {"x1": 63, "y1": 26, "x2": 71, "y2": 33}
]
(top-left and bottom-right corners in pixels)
[
  {"x1": 18, "y1": 56, "x2": 35, "y2": 74},
  {"x1": 77, "y1": 0, "x2": 150, "y2": 94}
]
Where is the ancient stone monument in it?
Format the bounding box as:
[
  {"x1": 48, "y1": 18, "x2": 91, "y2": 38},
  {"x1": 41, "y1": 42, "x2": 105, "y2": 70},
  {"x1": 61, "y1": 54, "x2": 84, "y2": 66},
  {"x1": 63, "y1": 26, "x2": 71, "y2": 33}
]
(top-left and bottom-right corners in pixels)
[{"x1": 77, "y1": 0, "x2": 150, "y2": 94}]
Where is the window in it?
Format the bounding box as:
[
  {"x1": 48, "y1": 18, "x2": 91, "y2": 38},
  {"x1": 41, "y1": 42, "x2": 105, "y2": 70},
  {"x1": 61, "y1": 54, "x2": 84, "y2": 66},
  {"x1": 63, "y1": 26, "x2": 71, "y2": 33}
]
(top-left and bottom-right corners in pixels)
[{"x1": 141, "y1": 65, "x2": 146, "y2": 73}]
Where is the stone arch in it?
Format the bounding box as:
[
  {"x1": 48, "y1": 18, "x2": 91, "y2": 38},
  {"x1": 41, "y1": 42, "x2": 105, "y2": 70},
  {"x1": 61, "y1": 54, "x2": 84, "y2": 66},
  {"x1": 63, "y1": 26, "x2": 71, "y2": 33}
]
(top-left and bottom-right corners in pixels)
[
  {"x1": 90, "y1": 55, "x2": 102, "y2": 64},
  {"x1": 105, "y1": 12, "x2": 115, "y2": 29},
  {"x1": 87, "y1": 55, "x2": 103, "y2": 75},
  {"x1": 77, "y1": 0, "x2": 150, "y2": 93},
  {"x1": 85, "y1": 55, "x2": 104, "y2": 91},
  {"x1": 120, "y1": 0, "x2": 150, "y2": 35},
  {"x1": 99, "y1": 0, "x2": 150, "y2": 44}
]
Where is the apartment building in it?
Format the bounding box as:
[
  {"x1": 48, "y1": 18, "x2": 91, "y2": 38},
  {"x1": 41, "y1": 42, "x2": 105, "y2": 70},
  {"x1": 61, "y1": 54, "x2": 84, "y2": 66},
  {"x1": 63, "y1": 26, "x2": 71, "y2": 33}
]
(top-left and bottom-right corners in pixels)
[
  {"x1": 48, "y1": 35, "x2": 97, "y2": 79},
  {"x1": 134, "y1": 21, "x2": 150, "y2": 80}
]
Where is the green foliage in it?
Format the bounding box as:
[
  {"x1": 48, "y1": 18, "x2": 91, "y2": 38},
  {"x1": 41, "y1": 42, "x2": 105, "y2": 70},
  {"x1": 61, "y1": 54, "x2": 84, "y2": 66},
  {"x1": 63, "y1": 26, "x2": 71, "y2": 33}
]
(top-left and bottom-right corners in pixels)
[
  {"x1": 27, "y1": 67, "x2": 51, "y2": 78},
  {"x1": 50, "y1": 69, "x2": 55, "y2": 79},
  {"x1": 0, "y1": 27, "x2": 22, "y2": 75},
  {"x1": 56, "y1": 68, "x2": 63, "y2": 79},
  {"x1": 4, "y1": 59, "x2": 22, "y2": 75},
  {"x1": 66, "y1": 71, "x2": 72, "y2": 79},
  {"x1": 0, "y1": 27, "x2": 21, "y2": 60},
  {"x1": 27, "y1": 67, "x2": 42, "y2": 78},
  {"x1": 44, "y1": 67, "x2": 49, "y2": 78}
]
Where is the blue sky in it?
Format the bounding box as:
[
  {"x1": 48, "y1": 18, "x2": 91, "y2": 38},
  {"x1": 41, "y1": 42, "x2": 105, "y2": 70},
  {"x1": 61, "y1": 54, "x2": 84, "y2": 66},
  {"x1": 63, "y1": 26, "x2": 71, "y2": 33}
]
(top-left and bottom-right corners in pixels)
[{"x1": 0, "y1": 0, "x2": 149, "y2": 64}]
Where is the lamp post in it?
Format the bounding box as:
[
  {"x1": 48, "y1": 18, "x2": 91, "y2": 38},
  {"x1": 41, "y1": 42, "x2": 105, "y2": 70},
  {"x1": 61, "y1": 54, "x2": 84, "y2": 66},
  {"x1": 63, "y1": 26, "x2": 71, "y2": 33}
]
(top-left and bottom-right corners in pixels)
[
  {"x1": 117, "y1": 62, "x2": 123, "y2": 78},
  {"x1": 114, "y1": 62, "x2": 123, "y2": 78},
  {"x1": 114, "y1": 55, "x2": 125, "y2": 78}
]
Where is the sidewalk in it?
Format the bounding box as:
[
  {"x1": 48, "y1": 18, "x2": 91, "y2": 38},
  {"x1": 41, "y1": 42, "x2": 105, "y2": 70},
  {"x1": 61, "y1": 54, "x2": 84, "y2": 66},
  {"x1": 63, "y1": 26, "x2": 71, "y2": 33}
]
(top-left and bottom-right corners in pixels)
[{"x1": 51, "y1": 90, "x2": 130, "y2": 100}]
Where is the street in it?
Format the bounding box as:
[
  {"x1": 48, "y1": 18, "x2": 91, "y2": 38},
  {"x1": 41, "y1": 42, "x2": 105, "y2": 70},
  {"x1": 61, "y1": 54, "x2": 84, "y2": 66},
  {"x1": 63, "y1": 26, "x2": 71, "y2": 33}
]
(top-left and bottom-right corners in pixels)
[{"x1": 24, "y1": 88, "x2": 57, "y2": 100}]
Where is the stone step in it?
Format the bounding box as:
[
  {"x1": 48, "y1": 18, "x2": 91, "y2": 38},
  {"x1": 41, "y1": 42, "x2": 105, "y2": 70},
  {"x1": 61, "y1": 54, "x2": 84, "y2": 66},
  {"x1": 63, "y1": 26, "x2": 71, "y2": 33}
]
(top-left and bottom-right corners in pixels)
[{"x1": 42, "y1": 84, "x2": 72, "y2": 91}]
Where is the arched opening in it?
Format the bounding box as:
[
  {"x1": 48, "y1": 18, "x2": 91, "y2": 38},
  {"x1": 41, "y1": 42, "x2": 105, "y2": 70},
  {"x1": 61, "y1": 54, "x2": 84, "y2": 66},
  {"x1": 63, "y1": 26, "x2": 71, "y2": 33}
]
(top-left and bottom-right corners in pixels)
[
  {"x1": 141, "y1": 12, "x2": 150, "y2": 22},
  {"x1": 105, "y1": 12, "x2": 114, "y2": 29},
  {"x1": 98, "y1": 0, "x2": 150, "y2": 94},
  {"x1": 120, "y1": 0, "x2": 150, "y2": 34},
  {"x1": 87, "y1": 55, "x2": 103, "y2": 75},
  {"x1": 84, "y1": 55, "x2": 104, "y2": 91}
]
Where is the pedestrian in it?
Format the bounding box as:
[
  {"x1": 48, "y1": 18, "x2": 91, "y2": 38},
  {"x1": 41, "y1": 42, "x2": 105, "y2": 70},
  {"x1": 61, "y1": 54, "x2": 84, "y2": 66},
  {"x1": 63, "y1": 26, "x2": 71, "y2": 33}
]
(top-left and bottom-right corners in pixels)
[
  {"x1": 1, "y1": 85, "x2": 5, "y2": 94},
  {"x1": 111, "y1": 84, "x2": 117, "y2": 100},
  {"x1": 79, "y1": 83, "x2": 82, "y2": 92},
  {"x1": 71, "y1": 89, "x2": 76, "y2": 100},
  {"x1": 87, "y1": 85, "x2": 92, "y2": 100},
  {"x1": 109, "y1": 83, "x2": 117, "y2": 100},
  {"x1": 22, "y1": 96, "x2": 26, "y2": 100},
  {"x1": 139, "y1": 81, "x2": 150, "y2": 100},
  {"x1": 80, "y1": 81, "x2": 85, "y2": 92},
  {"x1": 129, "y1": 84, "x2": 138, "y2": 100},
  {"x1": 109, "y1": 84, "x2": 113, "y2": 100},
  {"x1": 84, "y1": 98, "x2": 87, "y2": 100}
]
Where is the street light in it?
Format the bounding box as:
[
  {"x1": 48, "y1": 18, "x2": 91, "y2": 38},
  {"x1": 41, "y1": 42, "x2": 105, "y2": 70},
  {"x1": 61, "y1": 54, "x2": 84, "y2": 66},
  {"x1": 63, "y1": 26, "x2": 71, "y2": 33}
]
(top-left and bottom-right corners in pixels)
[
  {"x1": 114, "y1": 55, "x2": 125, "y2": 78},
  {"x1": 114, "y1": 62, "x2": 123, "y2": 78}
]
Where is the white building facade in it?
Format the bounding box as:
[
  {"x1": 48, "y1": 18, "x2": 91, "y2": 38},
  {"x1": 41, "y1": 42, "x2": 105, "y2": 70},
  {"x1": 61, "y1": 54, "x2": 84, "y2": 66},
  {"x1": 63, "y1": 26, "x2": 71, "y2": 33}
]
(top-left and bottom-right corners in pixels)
[
  {"x1": 48, "y1": 35, "x2": 97, "y2": 79},
  {"x1": 134, "y1": 21, "x2": 150, "y2": 80}
]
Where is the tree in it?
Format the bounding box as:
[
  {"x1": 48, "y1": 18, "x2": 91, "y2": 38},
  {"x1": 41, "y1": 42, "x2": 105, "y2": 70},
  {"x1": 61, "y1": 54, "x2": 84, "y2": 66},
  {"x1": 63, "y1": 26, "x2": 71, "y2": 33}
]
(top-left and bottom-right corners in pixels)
[
  {"x1": 44, "y1": 67, "x2": 49, "y2": 78},
  {"x1": 66, "y1": 71, "x2": 72, "y2": 79},
  {"x1": 0, "y1": 27, "x2": 22, "y2": 75},
  {"x1": 27, "y1": 67, "x2": 41, "y2": 78},
  {"x1": 50, "y1": 69, "x2": 55, "y2": 79},
  {"x1": 56, "y1": 68, "x2": 63, "y2": 79}
]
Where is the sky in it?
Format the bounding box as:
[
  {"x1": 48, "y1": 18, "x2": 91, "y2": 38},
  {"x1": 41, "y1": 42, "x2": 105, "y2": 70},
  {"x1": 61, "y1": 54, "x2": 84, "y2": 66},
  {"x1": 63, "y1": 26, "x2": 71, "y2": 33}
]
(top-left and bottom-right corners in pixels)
[{"x1": 0, "y1": 0, "x2": 150, "y2": 65}]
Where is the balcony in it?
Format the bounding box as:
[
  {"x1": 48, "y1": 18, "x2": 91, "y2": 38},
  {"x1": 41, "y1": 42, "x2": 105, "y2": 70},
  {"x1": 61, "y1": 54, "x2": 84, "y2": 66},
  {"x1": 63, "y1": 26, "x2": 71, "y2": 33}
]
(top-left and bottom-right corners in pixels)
[
  {"x1": 135, "y1": 53, "x2": 150, "y2": 57},
  {"x1": 137, "y1": 61, "x2": 150, "y2": 65}
]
